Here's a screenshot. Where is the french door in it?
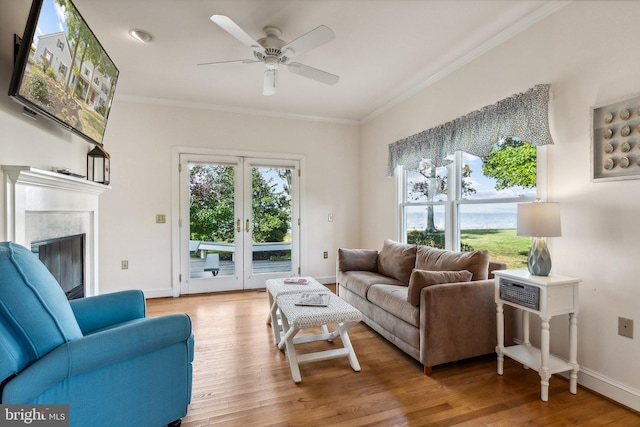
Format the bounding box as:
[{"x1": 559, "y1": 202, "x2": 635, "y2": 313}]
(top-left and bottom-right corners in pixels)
[{"x1": 179, "y1": 154, "x2": 300, "y2": 293}]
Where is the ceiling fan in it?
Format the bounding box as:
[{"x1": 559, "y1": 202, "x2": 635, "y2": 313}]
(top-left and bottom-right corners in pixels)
[{"x1": 199, "y1": 15, "x2": 339, "y2": 95}]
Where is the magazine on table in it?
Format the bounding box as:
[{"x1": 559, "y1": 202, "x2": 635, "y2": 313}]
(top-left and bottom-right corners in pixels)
[
  {"x1": 283, "y1": 277, "x2": 309, "y2": 284},
  {"x1": 294, "y1": 293, "x2": 330, "y2": 307}
]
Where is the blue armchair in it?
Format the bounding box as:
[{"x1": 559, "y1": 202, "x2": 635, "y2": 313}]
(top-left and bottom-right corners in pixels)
[{"x1": 0, "y1": 242, "x2": 194, "y2": 427}]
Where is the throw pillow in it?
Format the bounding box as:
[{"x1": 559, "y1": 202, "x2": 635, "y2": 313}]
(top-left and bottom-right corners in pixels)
[
  {"x1": 415, "y1": 246, "x2": 489, "y2": 281},
  {"x1": 407, "y1": 269, "x2": 473, "y2": 306},
  {"x1": 377, "y1": 240, "x2": 417, "y2": 284},
  {"x1": 337, "y1": 248, "x2": 378, "y2": 272}
]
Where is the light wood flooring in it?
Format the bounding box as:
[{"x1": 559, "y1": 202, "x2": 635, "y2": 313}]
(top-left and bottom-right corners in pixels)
[{"x1": 146, "y1": 287, "x2": 640, "y2": 426}]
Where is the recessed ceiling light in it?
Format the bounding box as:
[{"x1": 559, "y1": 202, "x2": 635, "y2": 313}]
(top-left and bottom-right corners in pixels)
[{"x1": 129, "y1": 29, "x2": 153, "y2": 43}]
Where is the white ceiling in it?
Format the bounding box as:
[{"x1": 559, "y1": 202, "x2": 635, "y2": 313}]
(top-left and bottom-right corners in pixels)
[{"x1": 72, "y1": 0, "x2": 562, "y2": 123}]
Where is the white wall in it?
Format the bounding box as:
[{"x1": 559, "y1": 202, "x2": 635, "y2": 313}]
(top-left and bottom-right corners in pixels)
[
  {"x1": 360, "y1": 0, "x2": 640, "y2": 411},
  {"x1": 100, "y1": 101, "x2": 360, "y2": 294}
]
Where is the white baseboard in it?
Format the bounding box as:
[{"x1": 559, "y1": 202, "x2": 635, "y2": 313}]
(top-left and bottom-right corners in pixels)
[
  {"x1": 142, "y1": 276, "x2": 337, "y2": 299},
  {"x1": 511, "y1": 339, "x2": 640, "y2": 411},
  {"x1": 313, "y1": 275, "x2": 336, "y2": 285},
  {"x1": 143, "y1": 289, "x2": 175, "y2": 299},
  {"x1": 574, "y1": 366, "x2": 640, "y2": 412}
]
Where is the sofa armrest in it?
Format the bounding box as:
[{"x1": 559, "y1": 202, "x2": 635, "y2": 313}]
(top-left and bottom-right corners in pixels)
[
  {"x1": 3, "y1": 313, "x2": 192, "y2": 403},
  {"x1": 69, "y1": 290, "x2": 146, "y2": 335},
  {"x1": 337, "y1": 248, "x2": 378, "y2": 273},
  {"x1": 419, "y1": 279, "x2": 512, "y2": 369},
  {"x1": 488, "y1": 261, "x2": 507, "y2": 279}
]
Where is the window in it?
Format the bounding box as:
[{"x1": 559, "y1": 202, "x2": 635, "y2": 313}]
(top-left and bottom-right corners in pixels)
[
  {"x1": 58, "y1": 63, "x2": 67, "y2": 78},
  {"x1": 400, "y1": 138, "x2": 538, "y2": 268},
  {"x1": 56, "y1": 39, "x2": 64, "y2": 51}
]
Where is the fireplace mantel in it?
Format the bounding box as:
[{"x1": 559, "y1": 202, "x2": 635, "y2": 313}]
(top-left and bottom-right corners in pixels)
[
  {"x1": 3, "y1": 166, "x2": 109, "y2": 196},
  {"x1": 2, "y1": 165, "x2": 110, "y2": 296}
]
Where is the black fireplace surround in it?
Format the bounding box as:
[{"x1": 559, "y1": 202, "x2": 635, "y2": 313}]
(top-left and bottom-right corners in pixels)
[{"x1": 31, "y1": 233, "x2": 85, "y2": 300}]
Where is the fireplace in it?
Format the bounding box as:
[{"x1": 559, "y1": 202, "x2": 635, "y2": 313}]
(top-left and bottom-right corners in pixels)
[
  {"x1": 2, "y1": 166, "x2": 109, "y2": 297},
  {"x1": 31, "y1": 233, "x2": 85, "y2": 300}
]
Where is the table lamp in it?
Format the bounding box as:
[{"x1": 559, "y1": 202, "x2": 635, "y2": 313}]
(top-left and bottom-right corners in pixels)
[{"x1": 517, "y1": 201, "x2": 561, "y2": 276}]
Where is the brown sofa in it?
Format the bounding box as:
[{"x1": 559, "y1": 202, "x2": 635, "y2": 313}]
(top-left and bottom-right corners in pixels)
[{"x1": 337, "y1": 239, "x2": 512, "y2": 374}]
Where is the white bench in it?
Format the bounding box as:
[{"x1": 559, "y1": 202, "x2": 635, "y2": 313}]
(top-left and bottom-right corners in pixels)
[
  {"x1": 275, "y1": 292, "x2": 362, "y2": 383},
  {"x1": 265, "y1": 277, "x2": 330, "y2": 345}
]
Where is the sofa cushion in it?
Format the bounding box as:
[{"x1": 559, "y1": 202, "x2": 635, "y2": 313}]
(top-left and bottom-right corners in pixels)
[
  {"x1": 415, "y1": 246, "x2": 489, "y2": 281},
  {"x1": 338, "y1": 248, "x2": 378, "y2": 272},
  {"x1": 367, "y1": 284, "x2": 419, "y2": 327},
  {"x1": 377, "y1": 240, "x2": 417, "y2": 284},
  {"x1": 339, "y1": 271, "x2": 405, "y2": 300},
  {"x1": 407, "y1": 269, "x2": 473, "y2": 306}
]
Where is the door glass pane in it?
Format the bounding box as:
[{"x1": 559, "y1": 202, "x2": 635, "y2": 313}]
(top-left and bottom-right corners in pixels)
[
  {"x1": 251, "y1": 167, "x2": 292, "y2": 275},
  {"x1": 188, "y1": 163, "x2": 236, "y2": 279}
]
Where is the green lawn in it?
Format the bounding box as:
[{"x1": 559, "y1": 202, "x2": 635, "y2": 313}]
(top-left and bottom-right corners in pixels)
[{"x1": 460, "y1": 228, "x2": 530, "y2": 269}]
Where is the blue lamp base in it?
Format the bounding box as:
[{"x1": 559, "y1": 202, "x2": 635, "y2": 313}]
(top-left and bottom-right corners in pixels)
[{"x1": 527, "y1": 237, "x2": 552, "y2": 276}]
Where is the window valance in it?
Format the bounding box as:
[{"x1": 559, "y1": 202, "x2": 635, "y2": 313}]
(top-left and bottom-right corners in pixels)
[{"x1": 387, "y1": 84, "x2": 554, "y2": 176}]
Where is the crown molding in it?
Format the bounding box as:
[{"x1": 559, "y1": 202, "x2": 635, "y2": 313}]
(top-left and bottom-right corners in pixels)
[{"x1": 360, "y1": 1, "x2": 572, "y2": 124}]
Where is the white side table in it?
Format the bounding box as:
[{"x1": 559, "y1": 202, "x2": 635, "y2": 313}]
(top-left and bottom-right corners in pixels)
[{"x1": 494, "y1": 269, "x2": 581, "y2": 402}]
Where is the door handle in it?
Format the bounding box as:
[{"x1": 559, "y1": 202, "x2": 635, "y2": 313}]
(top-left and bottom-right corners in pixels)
[
  {"x1": 236, "y1": 219, "x2": 241, "y2": 233},
  {"x1": 245, "y1": 219, "x2": 250, "y2": 232}
]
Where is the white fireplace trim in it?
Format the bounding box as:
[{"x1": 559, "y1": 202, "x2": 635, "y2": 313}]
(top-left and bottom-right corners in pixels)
[{"x1": 2, "y1": 166, "x2": 109, "y2": 296}]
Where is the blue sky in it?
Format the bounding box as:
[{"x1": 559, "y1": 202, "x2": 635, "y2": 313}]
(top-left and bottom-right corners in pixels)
[{"x1": 33, "y1": 0, "x2": 68, "y2": 45}]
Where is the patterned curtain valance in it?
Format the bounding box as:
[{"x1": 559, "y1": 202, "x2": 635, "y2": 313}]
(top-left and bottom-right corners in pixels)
[{"x1": 387, "y1": 84, "x2": 554, "y2": 176}]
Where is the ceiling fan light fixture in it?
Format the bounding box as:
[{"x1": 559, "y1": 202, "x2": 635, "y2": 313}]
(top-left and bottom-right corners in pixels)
[
  {"x1": 265, "y1": 57, "x2": 279, "y2": 70},
  {"x1": 263, "y1": 69, "x2": 277, "y2": 96},
  {"x1": 129, "y1": 29, "x2": 153, "y2": 43}
]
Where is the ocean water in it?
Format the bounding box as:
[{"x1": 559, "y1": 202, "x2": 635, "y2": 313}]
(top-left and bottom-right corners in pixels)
[{"x1": 407, "y1": 212, "x2": 517, "y2": 230}]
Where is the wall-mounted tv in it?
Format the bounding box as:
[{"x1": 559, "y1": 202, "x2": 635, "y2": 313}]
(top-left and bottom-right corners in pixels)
[{"x1": 8, "y1": 0, "x2": 119, "y2": 146}]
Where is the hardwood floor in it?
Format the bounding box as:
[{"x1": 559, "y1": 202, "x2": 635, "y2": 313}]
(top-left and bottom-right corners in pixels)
[{"x1": 146, "y1": 287, "x2": 640, "y2": 426}]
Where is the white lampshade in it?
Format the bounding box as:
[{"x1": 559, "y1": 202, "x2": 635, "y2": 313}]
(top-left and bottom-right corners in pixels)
[{"x1": 517, "y1": 202, "x2": 561, "y2": 238}]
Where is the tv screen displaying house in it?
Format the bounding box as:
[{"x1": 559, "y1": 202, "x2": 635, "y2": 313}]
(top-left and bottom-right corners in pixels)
[{"x1": 10, "y1": 0, "x2": 119, "y2": 146}]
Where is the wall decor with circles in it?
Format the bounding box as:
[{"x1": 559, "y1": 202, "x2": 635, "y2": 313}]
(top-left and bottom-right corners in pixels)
[{"x1": 592, "y1": 94, "x2": 640, "y2": 181}]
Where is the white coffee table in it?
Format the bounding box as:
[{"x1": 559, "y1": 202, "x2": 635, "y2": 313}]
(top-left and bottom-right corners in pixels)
[
  {"x1": 276, "y1": 292, "x2": 362, "y2": 383},
  {"x1": 265, "y1": 277, "x2": 330, "y2": 345}
]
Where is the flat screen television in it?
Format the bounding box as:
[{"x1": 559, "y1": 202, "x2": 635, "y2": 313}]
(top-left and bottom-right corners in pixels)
[{"x1": 8, "y1": 0, "x2": 119, "y2": 146}]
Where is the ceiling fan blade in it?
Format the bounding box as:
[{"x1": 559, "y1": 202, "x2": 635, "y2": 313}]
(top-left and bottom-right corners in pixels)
[
  {"x1": 263, "y1": 69, "x2": 277, "y2": 96},
  {"x1": 197, "y1": 59, "x2": 261, "y2": 67},
  {"x1": 287, "y1": 62, "x2": 339, "y2": 85},
  {"x1": 281, "y1": 25, "x2": 334, "y2": 59},
  {"x1": 210, "y1": 15, "x2": 265, "y2": 55}
]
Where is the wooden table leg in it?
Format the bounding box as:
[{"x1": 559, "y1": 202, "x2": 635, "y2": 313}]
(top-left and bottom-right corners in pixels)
[
  {"x1": 338, "y1": 321, "x2": 361, "y2": 372},
  {"x1": 568, "y1": 313, "x2": 579, "y2": 394},
  {"x1": 540, "y1": 317, "x2": 551, "y2": 402},
  {"x1": 496, "y1": 302, "x2": 504, "y2": 375}
]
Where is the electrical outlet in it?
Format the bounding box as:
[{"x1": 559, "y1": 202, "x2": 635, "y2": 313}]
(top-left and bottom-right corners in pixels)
[
  {"x1": 328, "y1": 214, "x2": 333, "y2": 222},
  {"x1": 121, "y1": 260, "x2": 129, "y2": 270},
  {"x1": 323, "y1": 251, "x2": 328, "y2": 259},
  {"x1": 156, "y1": 214, "x2": 166, "y2": 224},
  {"x1": 618, "y1": 317, "x2": 633, "y2": 339}
]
